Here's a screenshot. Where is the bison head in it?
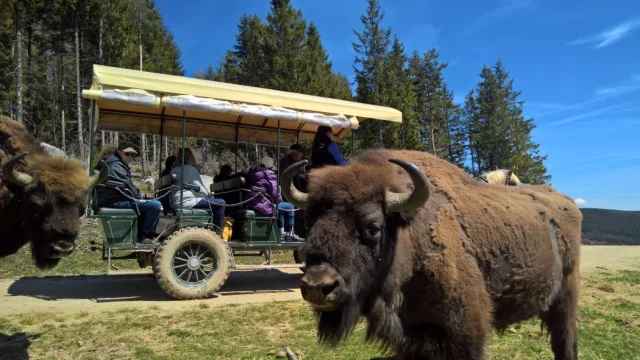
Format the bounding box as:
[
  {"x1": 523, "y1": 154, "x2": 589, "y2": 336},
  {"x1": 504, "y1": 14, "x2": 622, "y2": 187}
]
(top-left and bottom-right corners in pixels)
[
  {"x1": 1, "y1": 152, "x2": 108, "y2": 269},
  {"x1": 281, "y1": 154, "x2": 431, "y2": 344}
]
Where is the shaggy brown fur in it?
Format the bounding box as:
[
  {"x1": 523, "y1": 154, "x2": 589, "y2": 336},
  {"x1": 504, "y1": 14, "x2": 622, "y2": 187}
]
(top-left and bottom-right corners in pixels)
[
  {"x1": 0, "y1": 115, "x2": 96, "y2": 269},
  {"x1": 299, "y1": 149, "x2": 581, "y2": 360}
]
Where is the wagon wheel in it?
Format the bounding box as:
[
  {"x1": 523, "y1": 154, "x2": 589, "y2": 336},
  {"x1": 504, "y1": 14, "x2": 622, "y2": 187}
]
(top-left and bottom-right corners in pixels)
[{"x1": 153, "y1": 227, "x2": 232, "y2": 300}]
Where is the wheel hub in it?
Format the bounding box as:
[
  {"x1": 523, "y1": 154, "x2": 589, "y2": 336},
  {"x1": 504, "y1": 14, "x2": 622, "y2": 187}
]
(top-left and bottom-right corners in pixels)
[{"x1": 187, "y1": 256, "x2": 201, "y2": 270}]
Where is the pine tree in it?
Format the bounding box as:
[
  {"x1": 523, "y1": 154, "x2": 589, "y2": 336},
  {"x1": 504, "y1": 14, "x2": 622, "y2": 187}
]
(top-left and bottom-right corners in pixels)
[
  {"x1": 264, "y1": 0, "x2": 307, "y2": 92},
  {"x1": 352, "y1": 0, "x2": 392, "y2": 148},
  {"x1": 464, "y1": 60, "x2": 550, "y2": 184},
  {"x1": 382, "y1": 35, "x2": 420, "y2": 150}
]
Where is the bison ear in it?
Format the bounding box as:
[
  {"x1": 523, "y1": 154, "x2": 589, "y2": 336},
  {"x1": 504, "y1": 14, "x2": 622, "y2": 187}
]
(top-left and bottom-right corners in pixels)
[{"x1": 388, "y1": 207, "x2": 419, "y2": 226}]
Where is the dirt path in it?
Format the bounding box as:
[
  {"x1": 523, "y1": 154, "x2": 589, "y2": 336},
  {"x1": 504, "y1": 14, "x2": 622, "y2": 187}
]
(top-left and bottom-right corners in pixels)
[
  {"x1": 0, "y1": 266, "x2": 305, "y2": 316},
  {"x1": 1, "y1": 246, "x2": 638, "y2": 317}
]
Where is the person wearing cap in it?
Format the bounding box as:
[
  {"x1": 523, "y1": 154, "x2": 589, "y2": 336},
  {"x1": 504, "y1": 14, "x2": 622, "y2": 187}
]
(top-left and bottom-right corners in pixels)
[
  {"x1": 95, "y1": 143, "x2": 161, "y2": 244},
  {"x1": 246, "y1": 156, "x2": 303, "y2": 241},
  {"x1": 279, "y1": 143, "x2": 304, "y2": 174},
  {"x1": 310, "y1": 125, "x2": 347, "y2": 169}
]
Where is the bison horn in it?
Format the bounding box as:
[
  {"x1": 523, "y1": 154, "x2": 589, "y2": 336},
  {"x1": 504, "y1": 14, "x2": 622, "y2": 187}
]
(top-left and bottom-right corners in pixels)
[
  {"x1": 386, "y1": 159, "x2": 431, "y2": 212},
  {"x1": 89, "y1": 160, "x2": 109, "y2": 188},
  {"x1": 2, "y1": 152, "x2": 34, "y2": 188},
  {"x1": 281, "y1": 160, "x2": 308, "y2": 209}
]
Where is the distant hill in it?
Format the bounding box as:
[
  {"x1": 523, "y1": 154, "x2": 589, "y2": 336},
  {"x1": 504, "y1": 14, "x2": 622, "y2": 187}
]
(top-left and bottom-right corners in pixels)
[{"x1": 580, "y1": 208, "x2": 640, "y2": 245}]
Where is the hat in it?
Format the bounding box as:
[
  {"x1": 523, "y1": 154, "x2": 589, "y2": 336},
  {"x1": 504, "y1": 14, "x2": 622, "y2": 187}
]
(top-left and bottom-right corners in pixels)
[
  {"x1": 117, "y1": 143, "x2": 138, "y2": 155},
  {"x1": 260, "y1": 156, "x2": 274, "y2": 169},
  {"x1": 289, "y1": 143, "x2": 303, "y2": 152}
]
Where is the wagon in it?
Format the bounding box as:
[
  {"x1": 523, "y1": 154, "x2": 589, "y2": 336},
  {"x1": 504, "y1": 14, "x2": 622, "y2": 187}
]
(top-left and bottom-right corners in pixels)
[{"x1": 81, "y1": 64, "x2": 402, "y2": 300}]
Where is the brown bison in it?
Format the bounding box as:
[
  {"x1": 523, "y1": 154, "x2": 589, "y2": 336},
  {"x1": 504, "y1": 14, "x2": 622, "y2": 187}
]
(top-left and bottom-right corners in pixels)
[
  {"x1": 282, "y1": 149, "x2": 581, "y2": 360},
  {"x1": 0, "y1": 115, "x2": 108, "y2": 269}
]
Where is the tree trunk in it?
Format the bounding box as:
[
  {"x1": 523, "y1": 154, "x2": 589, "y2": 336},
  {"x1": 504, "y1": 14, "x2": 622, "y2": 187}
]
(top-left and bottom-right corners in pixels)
[
  {"x1": 26, "y1": 22, "x2": 33, "y2": 129},
  {"x1": 75, "y1": 18, "x2": 85, "y2": 160},
  {"x1": 15, "y1": 7, "x2": 24, "y2": 124},
  {"x1": 98, "y1": 15, "x2": 103, "y2": 63},
  {"x1": 153, "y1": 135, "x2": 158, "y2": 174},
  {"x1": 430, "y1": 126, "x2": 437, "y2": 156},
  {"x1": 60, "y1": 54, "x2": 66, "y2": 153},
  {"x1": 201, "y1": 140, "x2": 208, "y2": 169},
  {"x1": 444, "y1": 108, "x2": 453, "y2": 161}
]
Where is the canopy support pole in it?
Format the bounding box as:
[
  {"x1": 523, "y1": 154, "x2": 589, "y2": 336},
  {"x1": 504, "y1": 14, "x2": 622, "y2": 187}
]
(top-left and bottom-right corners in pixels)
[
  {"x1": 158, "y1": 107, "x2": 166, "y2": 178},
  {"x1": 88, "y1": 100, "x2": 97, "y2": 169},
  {"x1": 86, "y1": 100, "x2": 97, "y2": 216},
  {"x1": 234, "y1": 116, "x2": 242, "y2": 173},
  {"x1": 179, "y1": 110, "x2": 186, "y2": 214}
]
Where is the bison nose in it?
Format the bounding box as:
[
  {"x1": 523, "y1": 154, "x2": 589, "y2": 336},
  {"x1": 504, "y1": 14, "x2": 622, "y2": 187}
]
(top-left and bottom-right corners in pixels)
[
  {"x1": 300, "y1": 273, "x2": 341, "y2": 309},
  {"x1": 51, "y1": 240, "x2": 75, "y2": 255}
]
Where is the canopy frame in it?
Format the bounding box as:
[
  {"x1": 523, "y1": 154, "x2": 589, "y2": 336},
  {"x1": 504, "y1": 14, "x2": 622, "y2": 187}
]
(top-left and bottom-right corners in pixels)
[{"x1": 83, "y1": 64, "x2": 402, "y2": 215}]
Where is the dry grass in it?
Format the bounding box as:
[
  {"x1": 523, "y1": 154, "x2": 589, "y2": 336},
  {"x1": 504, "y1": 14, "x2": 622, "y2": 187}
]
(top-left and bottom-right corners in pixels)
[{"x1": 1, "y1": 268, "x2": 639, "y2": 360}]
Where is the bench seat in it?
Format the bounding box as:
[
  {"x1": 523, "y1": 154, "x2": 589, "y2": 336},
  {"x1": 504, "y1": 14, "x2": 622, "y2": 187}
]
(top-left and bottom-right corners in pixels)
[
  {"x1": 179, "y1": 209, "x2": 212, "y2": 216},
  {"x1": 95, "y1": 208, "x2": 137, "y2": 216}
]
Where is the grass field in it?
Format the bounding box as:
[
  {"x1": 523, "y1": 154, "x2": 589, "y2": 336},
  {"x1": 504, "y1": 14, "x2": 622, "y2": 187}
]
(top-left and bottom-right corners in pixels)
[
  {"x1": 0, "y1": 222, "x2": 295, "y2": 279},
  {"x1": 1, "y1": 225, "x2": 639, "y2": 359},
  {"x1": 0, "y1": 269, "x2": 638, "y2": 359}
]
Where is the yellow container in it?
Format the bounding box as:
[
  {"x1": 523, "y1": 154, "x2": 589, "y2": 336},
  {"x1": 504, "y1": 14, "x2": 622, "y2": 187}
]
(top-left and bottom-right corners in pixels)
[{"x1": 222, "y1": 220, "x2": 233, "y2": 241}]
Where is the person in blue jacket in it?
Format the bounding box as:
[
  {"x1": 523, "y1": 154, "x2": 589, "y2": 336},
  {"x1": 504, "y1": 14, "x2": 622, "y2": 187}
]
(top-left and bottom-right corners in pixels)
[{"x1": 310, "y1": 125, "x2": 347, "y2": 169}]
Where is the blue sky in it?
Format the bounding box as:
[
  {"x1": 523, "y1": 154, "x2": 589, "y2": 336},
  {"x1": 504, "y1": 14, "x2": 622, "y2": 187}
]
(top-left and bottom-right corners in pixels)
[{"x1": 154, "y1": 0, "x2": 640, "y2": 211}]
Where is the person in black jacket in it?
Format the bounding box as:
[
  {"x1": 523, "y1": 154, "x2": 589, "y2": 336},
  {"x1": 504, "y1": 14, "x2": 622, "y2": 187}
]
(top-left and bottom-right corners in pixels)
[
  {"x1": 279, "y1": 143, "x2": 304, "y2": 173},
  {"x1": 310, "y1": 125, "x2": 347, "y2": 169},
  {"x1": 95, "y1": 143, "x2": 161, "y2": 244}
]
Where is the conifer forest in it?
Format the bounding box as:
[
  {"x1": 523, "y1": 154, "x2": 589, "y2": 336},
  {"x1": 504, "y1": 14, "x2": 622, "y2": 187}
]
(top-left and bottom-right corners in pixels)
[{"x1": 0, "y1": 0, "x2": 551, "y2": 184}]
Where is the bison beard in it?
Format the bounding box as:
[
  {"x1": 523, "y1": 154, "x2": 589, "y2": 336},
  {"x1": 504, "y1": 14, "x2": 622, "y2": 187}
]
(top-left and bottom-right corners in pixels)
[{"x1": 284, "y1": 149, "x2": 581, "y2": 360}]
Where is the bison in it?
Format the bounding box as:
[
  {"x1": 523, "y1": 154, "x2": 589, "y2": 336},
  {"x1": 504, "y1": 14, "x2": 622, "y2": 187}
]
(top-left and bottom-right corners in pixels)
[
  {"x1": 0, "y1": 115, "x2": 108, "y2": 269},
  {"x1": 281, "y1": 149, "x2": 581, "y2": 360}
]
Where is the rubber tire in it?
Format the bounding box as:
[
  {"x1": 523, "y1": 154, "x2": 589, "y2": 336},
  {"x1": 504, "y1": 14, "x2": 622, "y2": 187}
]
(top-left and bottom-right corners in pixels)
[{"x1": 153, "y1": 227, "x2": 232, "y2": 300}]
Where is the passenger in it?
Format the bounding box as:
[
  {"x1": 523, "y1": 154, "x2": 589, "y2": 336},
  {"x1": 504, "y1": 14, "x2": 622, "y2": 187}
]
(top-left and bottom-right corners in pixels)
[
  {"x1": 246, "y1": 156, "x2": 302, "y2": 241},
  {"x1": 171, "y1": 148, "x2": 226, "y2": 235},
  {"x1": 95, "y1": 143, "x2": 161, "y2": 244},
  {"x1": 310, "y1": 125, "x2": 347, "y2": 169},
  {"x1": 279, "y1": 143, "x2": 304, "y2": 173},
  {"x1": 279, "y1": 143, "x2": 308, "y2": 197},
  {"x1": 161, "y1": 155, "x2": 177, "y2": 177},
  {"x1": 99, "y1": 143, "x2": 117, "y2": 160},
  {"x1": 213, "y1": 164, "x2": 233, "y2": 182}
]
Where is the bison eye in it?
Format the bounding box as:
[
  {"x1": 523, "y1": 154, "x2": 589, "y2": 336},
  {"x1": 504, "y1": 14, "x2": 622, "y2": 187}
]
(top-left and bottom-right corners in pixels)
[
  {"x1": 360, "y1": 223, "x2": 382, "y2": 245},
  {"x1": 366, "y1": 225, "x2": 380, "y2": 237}
]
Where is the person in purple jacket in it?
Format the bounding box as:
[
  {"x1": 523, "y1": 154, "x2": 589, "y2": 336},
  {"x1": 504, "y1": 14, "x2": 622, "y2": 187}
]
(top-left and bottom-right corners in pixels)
[{"x1": 246, "y1": 156, "x2": 303, "y2": 241}]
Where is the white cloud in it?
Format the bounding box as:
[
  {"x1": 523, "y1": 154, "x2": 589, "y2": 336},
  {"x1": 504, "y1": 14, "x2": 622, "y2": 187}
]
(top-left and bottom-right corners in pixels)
[
  {"x1": 594, "y1": 74, "x2": 640, "y2": 97},
  {"x1": 569, "y1": 17, "x2": 640, "y2": 49},
  {"x1": 549, "y1": 100, "x2": 640, "y2": 126},
  {"x1": 574, "y1": 198, "x2": 588, "y2": 207},
  {"x1": 463, "y1": 0, "x2": 534, "y2": 36}
]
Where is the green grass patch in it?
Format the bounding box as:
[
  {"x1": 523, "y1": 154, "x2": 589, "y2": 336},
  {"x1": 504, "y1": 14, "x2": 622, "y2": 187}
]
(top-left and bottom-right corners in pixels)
[
  {"x1": 0, "y1": 268, "x2": 639, "y2": 359},
  {"x1": 0, "y1": 222, "x2": 298, "y2": 279}
]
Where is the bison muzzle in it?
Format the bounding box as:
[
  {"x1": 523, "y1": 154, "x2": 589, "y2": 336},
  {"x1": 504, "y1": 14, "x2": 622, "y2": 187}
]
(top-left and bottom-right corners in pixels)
[{"x1": 282, "y1": 149, "x2": 581, "y2": 360}]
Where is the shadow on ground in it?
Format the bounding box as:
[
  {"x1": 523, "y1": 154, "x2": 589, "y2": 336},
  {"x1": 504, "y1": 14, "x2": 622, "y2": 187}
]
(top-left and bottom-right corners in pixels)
[
  {"x1": 0, "y1": 332, "x2": 37, "y2": 360},
  {"x1": 6, "y1": 268, "x2": 302, "y2": 303}
]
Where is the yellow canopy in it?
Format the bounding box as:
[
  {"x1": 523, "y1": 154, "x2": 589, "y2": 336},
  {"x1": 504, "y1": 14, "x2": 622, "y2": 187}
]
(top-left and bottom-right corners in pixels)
[{"x1": 82, "y1": 65, "x2": 402, "y2": 146}]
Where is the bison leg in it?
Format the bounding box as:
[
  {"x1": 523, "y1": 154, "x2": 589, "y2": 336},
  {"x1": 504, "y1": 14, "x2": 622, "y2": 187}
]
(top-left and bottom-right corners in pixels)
[{"x1": 544, "y1": 268, "x2": 579, "y2": 360}]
